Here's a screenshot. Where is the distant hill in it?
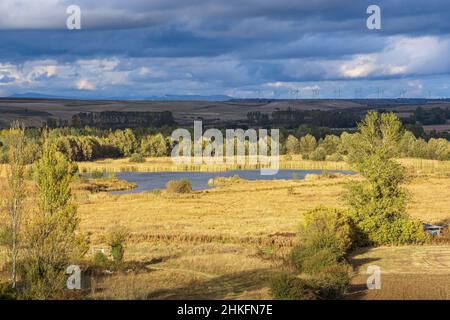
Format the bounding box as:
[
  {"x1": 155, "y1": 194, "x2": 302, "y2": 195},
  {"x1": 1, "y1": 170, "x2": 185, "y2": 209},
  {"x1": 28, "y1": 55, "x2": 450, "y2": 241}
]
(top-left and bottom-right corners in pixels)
[
  {"x1": 144, "y1": 94, "x2": 233, "y2": 101},
  {"x1": 7, "y1": 92, "x2": 233, "y2": 102},
  {"x1": 8, "y1": 92, "x2": 72, "y2": 100}
]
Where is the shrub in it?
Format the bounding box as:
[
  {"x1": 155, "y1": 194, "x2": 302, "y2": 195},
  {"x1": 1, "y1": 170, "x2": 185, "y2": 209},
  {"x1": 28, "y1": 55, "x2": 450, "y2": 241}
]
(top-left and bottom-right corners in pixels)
[
  {"x1": 360, "y1": 217, "x2": 430, "y2": 245},
  {"x1": 93, "y1": 251, "x2": 110, "y2": 268},
  {"x1": 298, "y1": 247, "x2": 342, "y2": 274},
  {"x1": 91, "y1": 170, "x2": 104, "y2": 179},
  {"x1": 0, "y1": 282, "x2": 17, "y2": 300},
  {"x1": 166, "y1": 179, "x2": 192, "y2": 194},
  {"x1": 285, "y1": 206, "x2": 353, "y2": 300},
  {"x1": 301, "y1": 207, "x2": 355, "y2": 253},
  {"x1": 270, "y1": 273, "x2": 318, "y2": 300},
  {"x1": 129, "y1": 153, "x2": 146, "y2": 163},
  {"x1": 313, "y1": 264, "x2": 350, "y2": 299},
  {"x1": 108, "y1": 227, "x2": 129, "y2": 265}
]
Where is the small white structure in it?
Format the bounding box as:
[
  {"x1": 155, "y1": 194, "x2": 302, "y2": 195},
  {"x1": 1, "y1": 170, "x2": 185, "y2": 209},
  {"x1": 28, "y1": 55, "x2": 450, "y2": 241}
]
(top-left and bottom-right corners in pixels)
[{"x1": 423, "y1": 224, "x2": 445, "y2": 236}]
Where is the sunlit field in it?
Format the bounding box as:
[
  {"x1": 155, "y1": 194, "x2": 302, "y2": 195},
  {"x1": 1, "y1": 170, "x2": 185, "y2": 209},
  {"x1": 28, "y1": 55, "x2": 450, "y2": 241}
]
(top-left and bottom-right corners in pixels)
[{"x1": 1, "y1": 157, "x2": 449, "y2": 299}]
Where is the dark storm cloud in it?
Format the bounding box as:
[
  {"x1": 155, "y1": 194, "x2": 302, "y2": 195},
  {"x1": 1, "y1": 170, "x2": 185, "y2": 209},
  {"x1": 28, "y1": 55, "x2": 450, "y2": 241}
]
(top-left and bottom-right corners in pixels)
[{"x1": 0, "y1": 0, "x2": 449, "y2": 98}]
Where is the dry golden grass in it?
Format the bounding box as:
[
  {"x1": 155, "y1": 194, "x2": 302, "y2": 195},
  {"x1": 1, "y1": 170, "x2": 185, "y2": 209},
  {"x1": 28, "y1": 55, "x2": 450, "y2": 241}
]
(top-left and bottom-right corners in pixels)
[
  {"x1": 0, "y1": 158, "x2": 449, "y2": 299},
  {"x1": 77, "y1": 155, "x2": 352, "y2": 174},
  {"x1": 75, "y1": 156, "x2": 450, "y2": 177},
  {"x1": 72, "y1": 172, "x2": 449, "y2": 299}
]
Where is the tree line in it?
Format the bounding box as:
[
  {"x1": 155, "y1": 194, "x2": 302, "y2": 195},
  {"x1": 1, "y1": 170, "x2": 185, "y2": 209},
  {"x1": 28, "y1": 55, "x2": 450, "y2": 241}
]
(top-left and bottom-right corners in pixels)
[{"x1": 0, "y1": 123, "x2": 449, "y2": 164}]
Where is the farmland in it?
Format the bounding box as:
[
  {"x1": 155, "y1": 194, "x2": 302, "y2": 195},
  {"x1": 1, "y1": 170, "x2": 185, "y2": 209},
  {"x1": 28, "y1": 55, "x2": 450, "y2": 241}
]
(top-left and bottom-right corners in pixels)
[
  {"x1": 2, "y1": 157, "x2": 448, "y2": 299},
  {"x1": 78, "y1": 167, "x2": 450, "y2": 299},
  {"x1": 1, "y1": 98, "x2": 450, "y2": 128}
]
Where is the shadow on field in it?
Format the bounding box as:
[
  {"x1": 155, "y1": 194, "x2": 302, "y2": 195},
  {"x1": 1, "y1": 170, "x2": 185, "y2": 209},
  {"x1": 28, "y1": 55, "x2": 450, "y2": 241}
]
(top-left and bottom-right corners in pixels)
[
  {"x1": 348, "y1": 247, "x2": 380, "y2": 269},
  {"x1": 146, "y1": 268, "x2": 273, "y2": 300}
]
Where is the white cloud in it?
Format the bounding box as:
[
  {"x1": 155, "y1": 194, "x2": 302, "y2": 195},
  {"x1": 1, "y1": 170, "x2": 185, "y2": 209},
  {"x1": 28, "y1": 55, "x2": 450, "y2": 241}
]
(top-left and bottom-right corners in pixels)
[
  {"x1": 27, "y1": 65, "x2": 57, "y2": 81},
  {"x1": 75, "y1": 79, "x2": 96, "y2": 90},
  {"x1": 338, "y1": 36, "x2": 450, "y2": 79}
]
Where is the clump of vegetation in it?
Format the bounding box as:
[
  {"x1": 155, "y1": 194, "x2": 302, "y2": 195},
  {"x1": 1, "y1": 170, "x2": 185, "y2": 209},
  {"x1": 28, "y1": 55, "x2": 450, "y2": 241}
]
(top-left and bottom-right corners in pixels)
[
  {"x1": 290, "y1": 207, "x2": 354, "y2": 271},
  {"x1": 20, "y1": 138, "x2": 88, "y2": 299},
  {"x1": 312, "y1": 264, "x2": 350, "y2": 299},
  {"x1": 308, "y1": 147, "x2": 327, "y2": 161},
  {"x1": 129, "y1": 153, "x2": 146, "y2": 163},
  {"x1": 344, "y1": 112, "x2": 430, "y2": 246},
  {"x1": 91, "y1": 169, "x2": 105, "y2": 179},
  {"x1": 0, "y1": 282, "x2": 17, "y2": 300},
  {"x1": 271, "y1": 207, "x2": 353, "y2": 300},
  {"x1": 270, "y1": 273, "x2": 317, "y2": 300},
  {"x1": 285, "y1": 135, "x2": 299, "y2": 155},
  {"x1": 141, "y1": 133, "x2": 168, "y2": 157},
  {"x1": 327, "y1": 153, "x2": 344, "y2": 162},
  {"x1": 92, "y1": 251, "x2": 110, "y2": 268},
  {"x1": 108, "y1": 227, "x2": 129, "y2": 265},
  {"x1": 166, "y1": 179, "x2": 192, "y2": 194}
]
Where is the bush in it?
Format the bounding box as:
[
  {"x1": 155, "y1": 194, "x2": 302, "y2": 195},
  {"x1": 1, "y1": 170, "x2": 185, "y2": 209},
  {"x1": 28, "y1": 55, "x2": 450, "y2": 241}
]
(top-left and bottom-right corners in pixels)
[
  {"x1": 0, "y1": 282, "x2": 17, "y2": 300},
  {"x1": 300, "y1": 207, "x2": 355, "y2": 254},
  {"x1": 108, "y1": 227, "x2": 129, "y2": 265},
  {"x1": 359, "y1": 217, "x2": 430, "y2": 246},
  {"x1": 91, "y1": 170, "x2": 104, "y2": 179},
  {"x1": 297, "y1": 246, "x2": 342, "y2": 274},
  {"x1": 166, "y1": 179, "x2": 192, "y2": 194},
  {"x1": 284, "y1": 206, "x2": 353, "y2": 300},
  {"x1": 129, "y1": 153, "x2": 146, "y2": 163},
  {"x1": 270, "y1": 273, "x2": 318, "y2": 300},
  {"x1": 93, "y1": 251, "x2": 110, "y2": 268},
  {"x1": 313, "y1": 264, "x2": 350, "y2": 299}
]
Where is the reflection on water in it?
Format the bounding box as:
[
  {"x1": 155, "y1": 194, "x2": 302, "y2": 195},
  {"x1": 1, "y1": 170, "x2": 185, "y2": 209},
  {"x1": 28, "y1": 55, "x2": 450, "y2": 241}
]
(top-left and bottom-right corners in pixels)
[{"x1": 113, "y1": 170, "x2": 354, "y2": 194}]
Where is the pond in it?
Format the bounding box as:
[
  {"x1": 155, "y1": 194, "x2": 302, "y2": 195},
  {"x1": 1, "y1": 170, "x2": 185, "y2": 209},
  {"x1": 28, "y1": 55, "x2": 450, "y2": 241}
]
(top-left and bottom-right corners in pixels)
[{"x1": 112, "y1": 169, "x2": 354, "y2": 194}]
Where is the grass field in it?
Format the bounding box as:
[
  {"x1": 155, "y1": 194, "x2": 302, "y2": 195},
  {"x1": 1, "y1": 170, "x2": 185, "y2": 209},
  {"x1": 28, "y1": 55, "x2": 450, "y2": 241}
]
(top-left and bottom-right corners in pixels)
[
  {"x1": 0, "y1": 157, "x2": 449, "y2": 299},
  {"x1": 76, "y1": 171, "x2": 450, "y2": 299}
]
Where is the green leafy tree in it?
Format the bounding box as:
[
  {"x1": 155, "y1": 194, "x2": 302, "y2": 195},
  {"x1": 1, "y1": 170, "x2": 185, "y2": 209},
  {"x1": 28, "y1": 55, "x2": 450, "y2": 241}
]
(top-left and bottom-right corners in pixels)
[
  {"x1": 141, "y1": 133, "x2": 168, "y2": 157},
  {"x1": 427, "y1": 138, "x2": 450, "y2": 160},
  {"x1": 285, "y1": 135, "x2": 299, "y2": 155},
  {"x1": 344, "y1": 112, "x2": 428, "y2": 246},
  {"x1": 21, "y1": 138, "x2": 87, "y2": 299},
  {"x1": 2, "y1": 122, "x2": 29, "y2": 289},
  {"x1": 108, "y1": 129, "x2": 137, "y2": 157},
  {"x1": 299, "y1": 134, "x2": 317, "y2": 157},
  {"x1": 320, "y1": 135, "x2": 340, "y2": 155}
]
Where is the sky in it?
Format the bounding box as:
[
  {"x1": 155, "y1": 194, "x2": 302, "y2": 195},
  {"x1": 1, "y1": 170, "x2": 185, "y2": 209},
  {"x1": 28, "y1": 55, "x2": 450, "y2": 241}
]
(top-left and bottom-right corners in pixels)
[{"x1": 0, "y1": 0, "x2": 449, "y2": 99}]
